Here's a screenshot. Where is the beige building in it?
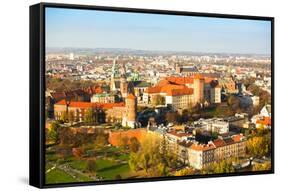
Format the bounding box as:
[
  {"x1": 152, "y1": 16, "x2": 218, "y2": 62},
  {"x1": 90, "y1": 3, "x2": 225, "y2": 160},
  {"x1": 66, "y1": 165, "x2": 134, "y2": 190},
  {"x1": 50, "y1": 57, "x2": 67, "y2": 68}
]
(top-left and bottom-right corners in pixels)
[
  {"x1": 188, "y1": 143, "x2": 215, "y2": 169},
  {"x1": 185, "y1": 134, "x2": 246, "y2": 169},
  {"x1": 54, "y1": 94, "x2": 137, "y2": 128},
  {"x1": 213, "y1": 134, "x2": 246, "y2": 162},
  {"x1": 144, "y1": 74, "x2": 221, "y2": 110}
]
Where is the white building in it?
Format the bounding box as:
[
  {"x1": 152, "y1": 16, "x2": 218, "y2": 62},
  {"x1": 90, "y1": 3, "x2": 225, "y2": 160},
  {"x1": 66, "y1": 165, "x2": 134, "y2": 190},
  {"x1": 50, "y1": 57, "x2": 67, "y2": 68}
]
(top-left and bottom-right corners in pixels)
[
  {"x1": 194, "y1": 118, "x2": 229, "y2": 134},
  {"x1": 91, "y1": 93, "x2": 115, "y2": 103},
  {"x1": 210, "y1": 86, "x2": 221, "y2": 103}
]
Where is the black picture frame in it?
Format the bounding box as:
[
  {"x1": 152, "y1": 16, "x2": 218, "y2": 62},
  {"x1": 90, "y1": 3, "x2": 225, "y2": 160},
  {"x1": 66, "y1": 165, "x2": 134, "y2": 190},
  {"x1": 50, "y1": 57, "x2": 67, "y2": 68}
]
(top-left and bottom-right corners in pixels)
[{"x1": 30, "y1": 2, "x2": 274, "y2": 188}]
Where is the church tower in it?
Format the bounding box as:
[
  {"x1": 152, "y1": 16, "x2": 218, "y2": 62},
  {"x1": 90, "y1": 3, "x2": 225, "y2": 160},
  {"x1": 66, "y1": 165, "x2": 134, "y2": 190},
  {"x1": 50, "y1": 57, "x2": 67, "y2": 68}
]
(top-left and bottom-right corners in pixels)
[
  {"x1": 110, "y1": 59, "x2": 118, "y2": 91},
  {"x1": 122, "y1": 94, "x2": 137, "y2": 128},
  {"x1": 120, "y1": 62, "x2": 128, "y2": 98}
]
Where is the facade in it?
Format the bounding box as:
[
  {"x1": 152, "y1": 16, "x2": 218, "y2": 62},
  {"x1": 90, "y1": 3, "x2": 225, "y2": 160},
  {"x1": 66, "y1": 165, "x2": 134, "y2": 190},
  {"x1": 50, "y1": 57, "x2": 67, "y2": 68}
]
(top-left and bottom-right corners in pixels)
[
  {"x1": 144, "y1": 75, "x2": 221, "y2": 110},
  {"x1": 224, "y1": 113, "x2": 249, "y2": 128},
  {"x1": 144, "y1": 76, "x2": 198, "y2": 110},
  {"x1": 187, "y1": 134, "x2": 246, "y2": 169},
  {"x1": 194, "y1": 118, "x2": 229, "y2": 134},
  {"x1": 210, "y1": 86, "x2": 221, "y2": 103},
  {"x1": 175, "y1": 64, "x2": 199, "y2": 76},
  {"x1": 132, "y1": 81, "x2": 151, "y2": 103},
  {"x1": 54, "y1": 100, "x2": 124, "y2": 122},
  {"x1": 213, "y1": 134, "x2": 246, "y2": 162},
  {"x1": 91, "y1": 93, "x2": 115, "y2": 103},
  {"x1": 188, "y1": 143, "x2": 215, "y2": 169},
  {"x1": 251, "y1": 104, "x2": 272, "y2": 129},
  {"x1": 204, "y1": 80, "x2": 221, "y2": 104},
  {"x1": 54, "y1": 94, "x2": 137, "y2": 128}
]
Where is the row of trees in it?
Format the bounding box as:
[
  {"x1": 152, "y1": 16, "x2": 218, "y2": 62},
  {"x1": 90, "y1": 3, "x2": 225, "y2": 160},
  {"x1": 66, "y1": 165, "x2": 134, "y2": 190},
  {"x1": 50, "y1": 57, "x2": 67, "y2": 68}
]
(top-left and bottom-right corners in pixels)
[
  {"x1": 46, "y1": 77, "x2": 101, "y2": 92},
  {"x1": 46, "y1": 121, "x2": 109, "y2": 148},
  {"x1": 200, "y1": 159, "x2": 235, "y2": 174},
  {"x1": 58, "y1": 108, "x2": 106, "y2": 125},
  {"x1": 116, "y1": 136, "x2": 141, "y2": 153}
]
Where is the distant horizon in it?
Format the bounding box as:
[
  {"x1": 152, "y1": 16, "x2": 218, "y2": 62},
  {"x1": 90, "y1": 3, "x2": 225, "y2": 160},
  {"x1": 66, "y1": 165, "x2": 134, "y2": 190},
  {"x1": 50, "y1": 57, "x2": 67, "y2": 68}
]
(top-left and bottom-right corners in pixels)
[
  {"x1": 46, "y1": 46, "x2": 271, "y2": 56},
  {"x1": 46, "y1": 8, "x2": 271, "y2": 55}
]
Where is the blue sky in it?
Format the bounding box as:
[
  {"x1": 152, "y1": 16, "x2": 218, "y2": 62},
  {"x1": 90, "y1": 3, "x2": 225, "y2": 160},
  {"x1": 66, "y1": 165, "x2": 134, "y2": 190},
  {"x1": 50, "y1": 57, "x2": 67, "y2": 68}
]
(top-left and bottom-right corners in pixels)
[{"x1": 46, "y1": 7, "x2": 271, "y2": 54}]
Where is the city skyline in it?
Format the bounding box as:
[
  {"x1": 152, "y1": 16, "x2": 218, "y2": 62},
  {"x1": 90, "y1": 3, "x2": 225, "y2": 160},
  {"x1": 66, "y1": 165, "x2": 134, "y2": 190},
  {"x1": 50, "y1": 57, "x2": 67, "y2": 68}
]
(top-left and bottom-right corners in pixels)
[{"x1": 46, "y1": 8, "x2": 271, "y2": 55}]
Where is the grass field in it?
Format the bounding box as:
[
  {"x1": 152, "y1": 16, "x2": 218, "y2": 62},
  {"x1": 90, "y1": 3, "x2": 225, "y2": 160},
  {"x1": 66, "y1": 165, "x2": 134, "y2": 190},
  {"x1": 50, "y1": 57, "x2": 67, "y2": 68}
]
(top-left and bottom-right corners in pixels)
[
  {"x1": 45, "y1": 144, "x2": 131, "y2": 184},
  {"x1": 46, "y1": 168, "x2": 76, "y2": 184}
]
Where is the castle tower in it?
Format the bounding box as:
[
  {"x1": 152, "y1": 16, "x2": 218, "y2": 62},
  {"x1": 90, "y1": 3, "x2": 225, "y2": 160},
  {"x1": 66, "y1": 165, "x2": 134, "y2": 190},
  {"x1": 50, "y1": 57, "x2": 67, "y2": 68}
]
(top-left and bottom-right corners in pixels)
[
  {"x1": 120, "y1": 75, "x2": 128, "y2": 98},
  {"x1": 193, "y1": 74, "x2": 204, "y2": 104},
  {"x1": 122, "y1": 93, "x2": 137, "y2": 128}
]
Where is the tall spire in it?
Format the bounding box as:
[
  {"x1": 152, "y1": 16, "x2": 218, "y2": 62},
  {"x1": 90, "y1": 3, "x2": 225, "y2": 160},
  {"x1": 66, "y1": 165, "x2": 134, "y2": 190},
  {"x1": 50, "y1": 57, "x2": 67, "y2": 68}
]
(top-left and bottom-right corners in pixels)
[
  {"x1": 110, "y1": 58, "x2": 118, "y2": 91},
  {"x1": 111, "y1": 59, "x2": 118, "y2": 79}
]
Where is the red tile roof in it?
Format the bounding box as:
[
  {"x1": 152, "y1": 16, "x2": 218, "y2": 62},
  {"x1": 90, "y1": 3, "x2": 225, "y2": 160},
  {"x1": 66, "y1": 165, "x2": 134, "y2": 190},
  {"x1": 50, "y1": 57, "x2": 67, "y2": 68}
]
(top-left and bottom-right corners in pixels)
[
  {"x1": 212, "y1": 139, "x2": 226, "y2": 147},
  {"x1": 168, "y1": 131, "x2": 192, "y2": 138},
  {"x1": 55, "y1": 100, "x2": 125, "y2": 109},
  {"x1": 146, "y1": 83, "x2": 193, "y2": 96},
  {"x1": 232, "y1": 134, "x2": 244, "y2": 142},
  {"x1": 256, "y1": 116, "x2": 271, "y2": 126},
  {"x1": 164, "y1": 77, "x2": 194, "y2": 85},
  {"x1": 190, "y1": 143, "x2": 215, "y2": 151}
]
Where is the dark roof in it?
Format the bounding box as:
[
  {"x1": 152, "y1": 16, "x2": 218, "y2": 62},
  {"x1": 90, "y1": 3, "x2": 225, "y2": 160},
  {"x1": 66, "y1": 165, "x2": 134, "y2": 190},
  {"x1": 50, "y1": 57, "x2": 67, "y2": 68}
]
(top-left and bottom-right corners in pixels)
[
  {"x1": 132, "y1": 81, "x2": 151, "y2": 88},
  {"x1": 223, "y1": 137, "x2": 235, "y2": 145},
  {"x1": 181, "y1": 67, "x2": 198, "y2": 72}
]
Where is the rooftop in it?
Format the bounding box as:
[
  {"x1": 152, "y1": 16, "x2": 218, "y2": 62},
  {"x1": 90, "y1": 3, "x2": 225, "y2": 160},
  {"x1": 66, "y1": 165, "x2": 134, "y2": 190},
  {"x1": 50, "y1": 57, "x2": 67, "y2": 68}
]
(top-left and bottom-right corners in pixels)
[{"x1": 55, "y1": 100, "x2": 125, "y2": 109}]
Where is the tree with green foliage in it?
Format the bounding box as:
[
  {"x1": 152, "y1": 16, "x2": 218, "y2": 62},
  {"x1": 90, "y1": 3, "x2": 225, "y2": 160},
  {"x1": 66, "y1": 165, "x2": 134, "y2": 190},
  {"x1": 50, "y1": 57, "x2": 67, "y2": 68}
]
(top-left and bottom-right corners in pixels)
[
  {"x1": 209, "y1": 159, "x2": 235, "y2": 174},
  {"x1": 227, "y1": 95, "x2": 241, "y2": 113},
  {"x1": 175, "y1": 168, "x2": 195, "y2": 176},
  {"x1": 247, "y1": 135, "x2": 271, "y2": 158},
  {"x1": 128, "y1": 152, "x2": 138, "y2": 171},
  {"x1": 48, "y1": 121, "x2": 60, "y2": 143},
  {"x1": 128, "y1": 134, "x2": 175, "y2": 176},
  {"x1": 84, "y1": 108, "x2": 94, "y2": 124},
  {"x1": 60, "y1": 111, "x2": 67, "y2": 123},
  {"x1": 155, "y1": 95, "x2": 165, "y2": 106}
]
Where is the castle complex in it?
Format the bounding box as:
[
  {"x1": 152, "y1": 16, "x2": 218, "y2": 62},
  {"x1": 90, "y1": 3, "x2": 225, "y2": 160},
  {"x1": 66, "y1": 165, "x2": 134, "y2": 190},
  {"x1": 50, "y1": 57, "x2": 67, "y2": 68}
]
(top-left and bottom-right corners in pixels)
[
  {"x1": 144, "y1": 74, "x2": 220, "y2": 111},
  {"x1": 54, "y1": 59, "x2": 138, "y2": 128}
]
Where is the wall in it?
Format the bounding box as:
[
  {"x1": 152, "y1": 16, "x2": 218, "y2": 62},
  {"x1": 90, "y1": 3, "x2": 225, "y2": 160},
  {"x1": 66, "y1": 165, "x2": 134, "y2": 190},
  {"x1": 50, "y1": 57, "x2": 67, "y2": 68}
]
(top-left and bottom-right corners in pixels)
[{"x1": 0, "y1": 0, "x2": 279, "y2": 191}]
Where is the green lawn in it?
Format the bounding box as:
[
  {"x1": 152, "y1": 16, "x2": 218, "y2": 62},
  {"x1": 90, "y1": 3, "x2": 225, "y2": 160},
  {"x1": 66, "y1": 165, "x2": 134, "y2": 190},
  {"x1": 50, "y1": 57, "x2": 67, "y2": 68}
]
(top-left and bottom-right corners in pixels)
[
  {"x1": 97, "y1": 162, "x2": 129, "y2": 180},
  {"x1": 46, "y1": 168, "x2": 76, "y2": 184},
  {"x1": 68, "y1": 158, "x2": 131, "y2": 180},
  {"x1": 69, "y1": 160, "x2": 88, "y2": 171},
  {"x1": 45, "y1": 145, "x2": 132, "y2": 183}
]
